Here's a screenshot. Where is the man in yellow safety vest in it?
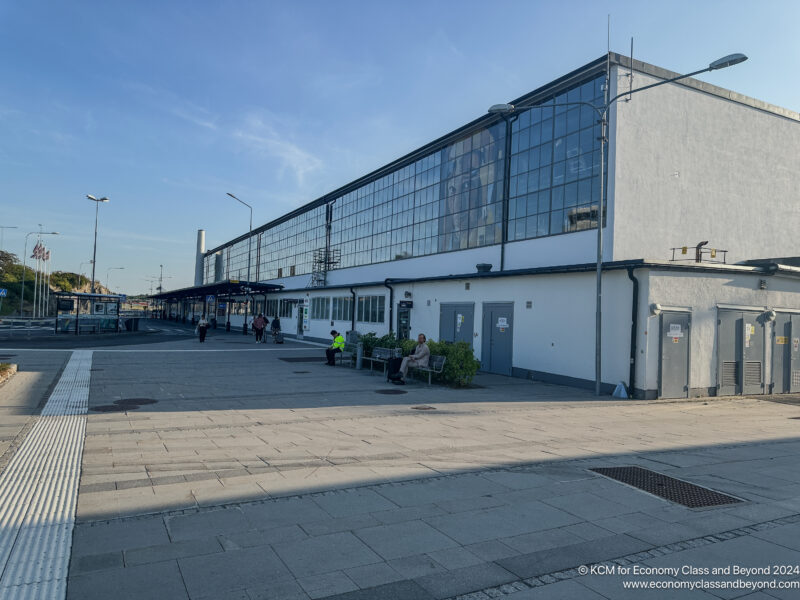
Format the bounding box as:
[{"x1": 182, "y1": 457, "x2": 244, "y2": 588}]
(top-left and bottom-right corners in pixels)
[{"x1": 326, "y1": 330, "x2": 346, "y2": 365}]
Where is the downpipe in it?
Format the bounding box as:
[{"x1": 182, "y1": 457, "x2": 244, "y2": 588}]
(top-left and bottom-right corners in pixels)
[{"x1": 626, "y1": 267, "x2": 639, "y2": 398}]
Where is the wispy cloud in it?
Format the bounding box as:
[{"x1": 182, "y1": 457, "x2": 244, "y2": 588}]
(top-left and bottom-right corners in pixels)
[
  {"x1": 232, "y1": 113, "x2": 322, "y2": 187},
  {"x1": 123, "y1": 81, "x2": 218, "y2": 131}
]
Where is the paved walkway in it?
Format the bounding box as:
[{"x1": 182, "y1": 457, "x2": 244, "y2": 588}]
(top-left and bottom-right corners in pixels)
[{"x1": 1, "y1": 327, "x2": 799, "y2": 599}]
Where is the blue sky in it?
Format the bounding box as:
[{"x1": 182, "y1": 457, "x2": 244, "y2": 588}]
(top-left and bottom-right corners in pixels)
[{"x1": 0, "y1": 0, "x2": 797, "y2": 293}]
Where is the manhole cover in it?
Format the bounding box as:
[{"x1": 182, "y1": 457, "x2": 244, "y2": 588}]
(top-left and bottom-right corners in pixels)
[
  {"x1": 279, "y1": 357, "x2": 325, "y2": 363},
  {"x1": 91, "y1": 404, "x2": 135, "y2": 413},
  {"x1": 114, "y1": 398, "x2": 158, "y2": 406},
  {"x1": 90, "y1": 368, "x2": 104, "y2": 372},
  {"x1": 293, "y1": 371, "x2": 311, "y2": 374},
  {"x1": 375, "y1": 389, "x2": 408, "y2": 395},
  {"x1": 411, "y1": 405, "x2": 436, "y2": 410},
  {"x1": 590, "y1": 466, "x2": 743, "y2": 508}
]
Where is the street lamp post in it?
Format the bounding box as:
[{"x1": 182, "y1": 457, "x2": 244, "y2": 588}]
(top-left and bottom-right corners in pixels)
[
  {"x1": 227, "y1": 193, "x2": 254, "y2": 335},
  {"x1": 106, "y1": 267, "x2": 124, "y2": 293},
  {"x1": 488, "y1": 53, "x2": 747, "y2": 396},
  {"x1": 86, "y1": 194, "x2": 109, "y2": 294},
  {"x1": 19, "y1": 231, "x2": 58, "y2": 317}
]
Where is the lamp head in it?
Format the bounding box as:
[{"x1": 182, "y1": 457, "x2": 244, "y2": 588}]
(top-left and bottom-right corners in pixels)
[
  {"x1": 488, "y1": 103, "x2": 516, "y2": 115},
  {"x1": 709, "y1": 53, "x2": 748, "y2": 70}
]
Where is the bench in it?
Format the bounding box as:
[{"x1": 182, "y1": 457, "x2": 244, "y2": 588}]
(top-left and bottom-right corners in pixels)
[
  {"x1": 334, "y1": 343, "x2": 356, "y2": 367},
  {"x1": 363, "y1": 347, "x2": 397, "y2": 376},
  {"x1": 409, "y1": 355, "x2": 446, "y2": 385}
]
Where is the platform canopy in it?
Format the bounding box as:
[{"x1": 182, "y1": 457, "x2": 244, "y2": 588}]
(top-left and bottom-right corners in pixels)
[{"x1": 149, "y1": 280, "x2": 283, "y2": 301}]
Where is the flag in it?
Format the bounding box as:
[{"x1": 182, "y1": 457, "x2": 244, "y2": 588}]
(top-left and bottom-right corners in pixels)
[
  {"x1": 45, "y1": 250, "x2": 51, "y2": 261},
  {"x1": 31, "y1": 242, "x2": 41, "y2": 259}
]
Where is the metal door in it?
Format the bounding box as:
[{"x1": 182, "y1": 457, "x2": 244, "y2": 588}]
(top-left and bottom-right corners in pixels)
[
  {"x1": 717, "y1": 310, "x2": 741, "y2": 396},
  {"x1": 742, "y1": 312, "x2": 765, "y2": 395},
  {"x1": 772, "y1": 313, "x2": 791, "y2": 394},
  {"x1": 772, "y1": 314, "x2": 800, "y2": 394},
  {"x1": 659, "y1": 312, "x2": 690, "y2": 398},
  {"x1": 439, "y1": 303, "x2": 474, "y2": 347},
  {"x1": 481, "y1": 302, "x2": 513, "y2": 376},
  {"x1": 792, "y1": 317, "x2": 800, "y2": 393},
  {"x1": 717, "y1": 310, "x2": 764, "y2": 396},
  {"x1": 397, "y1": 306, "x2": 411, "y2": 340}
]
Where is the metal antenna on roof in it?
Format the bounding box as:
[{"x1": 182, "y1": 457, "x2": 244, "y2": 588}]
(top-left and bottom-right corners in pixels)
[{"x1": 628, "y1": 37, "x2": 634, "y2": 102}]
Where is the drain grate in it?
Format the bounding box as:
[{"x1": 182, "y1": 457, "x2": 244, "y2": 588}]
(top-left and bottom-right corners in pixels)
[
  {"x1": 590, "y1": 466, "x2": 743, "y2": 508},
  {"x1": 279, "y1": 357, "x2": 325, "y2": 363},
  {"x1": 375, "y1": 389, "x2": 407, "y2": 395},
  {"x1": 293, "y1": 371, "x2": 311, "y2": 374},
  {"x1": 114, "y1": 398, "x2": 158, "y2": 407},
  {"x1": 411, "y1": 405, "x2": 436, "y2": 410},
  {"x1": 91, "y1": 404, "x2": 134, "y2": 413}
]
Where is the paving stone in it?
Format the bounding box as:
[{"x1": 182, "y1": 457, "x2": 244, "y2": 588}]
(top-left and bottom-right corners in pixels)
[
  {"x1": 425, "y1": 546, "x2": 484, "y2": 570},
  {"x1": 67, "y1": 560, "x2": 189, "y2": 600},
  {"x1": 387, "y1": 554, "x2": 449, "y2": 579},
  {"x1": 344, "y1": 562, "x2": 405, "y2": 589},
  {"x1": 498, "y1": 534, "x2": 653, "y2": 579},
  {"x1": 124, "y1": 537, "x2": 223, "y2": 566},
  {"x1": 324, "y1": 579, "x2": 435, "y2": 600},
  {"x1": 312, "y1": 488, "x2": 398, "y2": 518},
  {"x1": 178, "y1": 545, "x2": 291, "y2": 598},
  {"x1": 355, "y1": 520, "x2": 460, "y2": 560},
  {"x1": 245, "y1": 578, "x2": 311, "y2": 600},
  {"x1": 273, "y1": 531, "x2": 383, "y2": 578},
  {"x1": 166, "y1": 507, "x2": 252, "y2": 541},
  {"x1": 72, "y1": 517, "x2": 170, "y2": 557},
  {"x1": 69, "y1": 551, "x2": 124, "y2": 574},
  {"x1": 503, "y1": 579, "x2": 607, "y2": 599},
  {"x1": 424, "y1": 501, "x2": 581, "y2": 545},
  {"x1": 242, "y1": 497, "x2": 331, "y2": 529},
  {"x1": 298, "y1": 571, "x2": 358, "y2": 599},
  {"x1": 218, "y1": 524, "x2": 308, "y2": 549},
  {"x1": 414, "y1": 562, "x2": 517, "y2": 599}
]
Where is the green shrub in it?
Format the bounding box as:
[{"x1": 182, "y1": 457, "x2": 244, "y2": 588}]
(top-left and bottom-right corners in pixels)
[{"x1": 356, "y1": 333, "x2": 480, "y2": 386}]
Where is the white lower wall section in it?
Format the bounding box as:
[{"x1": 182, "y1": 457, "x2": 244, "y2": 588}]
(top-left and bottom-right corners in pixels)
[{"x1": 641, "y1": 270, "x2": 800, "y2": 395}]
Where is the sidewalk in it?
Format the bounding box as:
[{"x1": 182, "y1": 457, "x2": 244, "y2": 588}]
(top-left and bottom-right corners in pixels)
[{"x1": 2, "y1": 338, "x2": 799, "y2": 599}]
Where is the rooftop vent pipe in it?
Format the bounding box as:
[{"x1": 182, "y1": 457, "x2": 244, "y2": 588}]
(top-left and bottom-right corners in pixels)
[{"x1": 476, "y1": 263, "x2": 493, "y2": 274}]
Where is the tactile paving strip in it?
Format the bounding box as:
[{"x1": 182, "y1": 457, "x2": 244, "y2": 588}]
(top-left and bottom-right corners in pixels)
[
  {"x1": 0, "y1": 350, "x2": 92, "y2": 599},
  {"x1": 590, "y1": 466, "x2": 742, "y2": 508}
]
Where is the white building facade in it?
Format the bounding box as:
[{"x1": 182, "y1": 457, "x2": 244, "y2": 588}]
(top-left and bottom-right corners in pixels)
[{"x1": 176, "y1": 53, "x2": 800, "y2": 398}]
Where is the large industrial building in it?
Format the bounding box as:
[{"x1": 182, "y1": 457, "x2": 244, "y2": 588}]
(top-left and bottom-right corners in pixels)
[{"x1": 157, "y1": 52, "x2": 800, "y2": 399}]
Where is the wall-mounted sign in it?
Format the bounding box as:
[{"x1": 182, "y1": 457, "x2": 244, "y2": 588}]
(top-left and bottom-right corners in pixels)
[
  {"x1": 776, "y1": 336, "x2": 788, "y2": 345},
  {"x1": 93, "y1": 302, "x2": 106, "y2": 315},
  {"x1": 399, "y1": 300, "x2": 413, "y2": 309},
  {"x1": 669, "y1": 323, "x2": 684, "y2": 338},
  {"x1": 57, "y1": 299, "x2": 74, "y2": 312}
]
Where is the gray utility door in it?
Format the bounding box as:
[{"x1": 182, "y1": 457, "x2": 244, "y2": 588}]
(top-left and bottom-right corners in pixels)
[
  {"x1": 717, "y1": 310, "x2": 765, "y2": 396},
  {"x1": 772, "y1": 313, "x2": 800, "y2": 394},
  {"x1": 481, "y1": 302, "x2": 514, "y2": 376},
  {"x1": 397, "y1": 306, "x2": 411, "y2": 341},
  {"x1": 439, "y1": 303, "x2": 474, "y2": 347},
  {"x1": 659, "y1": 312, "x2": 690, "y2": 398}
]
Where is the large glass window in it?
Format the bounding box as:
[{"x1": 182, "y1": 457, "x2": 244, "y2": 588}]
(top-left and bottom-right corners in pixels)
[
  {"x1": 356, "y1": 295, "x2": 385, "y2": 323},
  {"x1": 264, "y1": 299, "x2": 278, "y2": 318},
  {"x1": 201, "y1": 71, "x2": 606, "y2": 286},
  {"x1": 508, "y1": 73, "x2": 606, "y2": 240},
  {"x1": 332, "y1": 297, "x2": 353, "y2": 321},
  {"x1": 279, "y1": 299, "x2": 294, "y2": 318},
  {"x1": 310, "y1": 297, "x2": 330, "y2": 320}
]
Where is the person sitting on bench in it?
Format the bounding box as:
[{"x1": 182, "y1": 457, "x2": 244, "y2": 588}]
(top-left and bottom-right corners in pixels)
[
  {"x1": 391, "y1": 333, "x2": 430, "y2": 384},
  {"x1": 326, "y1": 330, "x2": 345, "y2": 365}
]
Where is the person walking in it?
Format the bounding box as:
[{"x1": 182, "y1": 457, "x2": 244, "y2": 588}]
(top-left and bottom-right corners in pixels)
[
  {"x1": 252, "y1": 313, "x2": 266, "y2": 343},
  {"x1": 326, "y1": 330, "x2": 345, "y2": 365},
  {"x1": 271, "y1": 316, "x2": 281, "y2": 342},
  {"x1": 391, "y1": 333, "x2": 430, "y2": 384},
  {"x1": 197, "y1": 314, "x2": 209, "y2": 343}
]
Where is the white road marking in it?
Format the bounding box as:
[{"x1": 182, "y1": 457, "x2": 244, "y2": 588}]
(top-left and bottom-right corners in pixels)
[{"x1": 0, "y1": 350, "x2": 91, "y2": 599}]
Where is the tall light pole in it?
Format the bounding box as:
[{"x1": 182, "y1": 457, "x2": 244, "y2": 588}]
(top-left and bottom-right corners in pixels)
[
  {"x1": 489, "y1": 52, "x2": 747, "y2": 395},
  {"x1": 0, "y1": 225, "x2": 17, "y2": 252},
  {"x1": 86, "y1": 194, "x2": 109, "y2": 293},
  {"x1": 227, "y1": 192, "x2": 255, "y2": 335},
  {"x1": 106, "y1": 267, "x2": 124, "y2": 292},
  {"x1": 226, "y1": 193, "x2": 253, "y2": 283},
  {"x1": 19, "y1": 230, "x2": 58, "y2": 316}
]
